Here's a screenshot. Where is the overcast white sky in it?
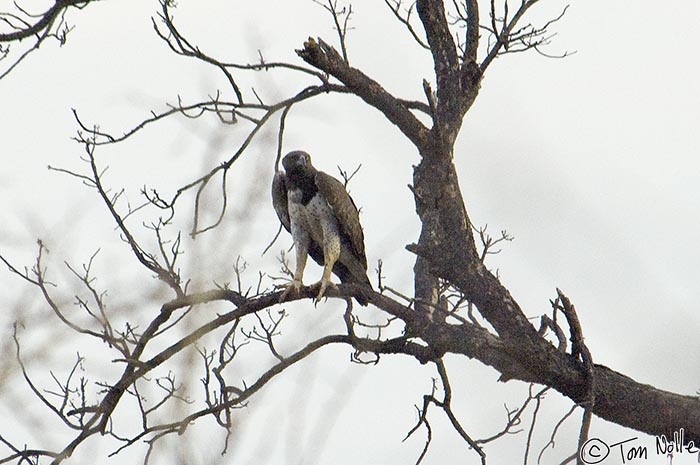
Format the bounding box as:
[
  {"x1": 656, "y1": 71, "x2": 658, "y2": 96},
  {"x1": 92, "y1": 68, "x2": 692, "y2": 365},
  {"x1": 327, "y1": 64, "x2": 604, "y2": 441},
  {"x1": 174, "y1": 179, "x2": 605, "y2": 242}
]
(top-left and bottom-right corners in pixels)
[{"x1": 1, "y1": 1, "x2": 699, "y2": 464}]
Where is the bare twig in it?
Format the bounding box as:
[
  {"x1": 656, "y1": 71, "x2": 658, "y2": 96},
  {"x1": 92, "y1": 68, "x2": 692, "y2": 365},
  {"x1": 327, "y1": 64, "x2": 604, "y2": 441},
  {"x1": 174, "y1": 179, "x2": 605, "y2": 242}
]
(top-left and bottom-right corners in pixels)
[
  {"x1": 480, "y1": 2, "x2": 573, "y2": 72},
  {"x1": 0, "y1": 0, "x2": 91, "y2": 80},
  {"x1": 477, "y1": 384, "x2": 548, "y2": 444},
  {"x1": 383, "y1": 0, "x2": 430, "y2": 49},
  {"x1": 404, "y1": 360, "x2": 486, "y2": 465},
  {"x1": 523, "y1": 385, "x2": 550, "y2": 465},
  {"x1": 337, "y1": 163, "x2": 362, "y2": 187},
  {"x1": 537, "y1": 402, "x2": 578, "y2": 464},
  {"x1": 474, "y1": 224, "x2": 514, "y2": 262},
  {"x1": 81, "y1": 137, "x2": 183, "y2": 295},
  {"x1": 313, "y1": 0, "x2": 353, "y2": 63},
  {"x1": 153, "y1": 1, "x2": 243, "y2": 103}
]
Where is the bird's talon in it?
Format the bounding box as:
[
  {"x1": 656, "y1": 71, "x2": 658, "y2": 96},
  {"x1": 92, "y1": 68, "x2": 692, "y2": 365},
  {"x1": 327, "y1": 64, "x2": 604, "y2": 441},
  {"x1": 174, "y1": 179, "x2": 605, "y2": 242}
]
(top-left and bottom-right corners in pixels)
[
  {"x1": 314, "y1": 280, "x2": 337, "y2": 302},
  {"x1": 279, "y1": 279, "x2": 303, "y2": 302}
]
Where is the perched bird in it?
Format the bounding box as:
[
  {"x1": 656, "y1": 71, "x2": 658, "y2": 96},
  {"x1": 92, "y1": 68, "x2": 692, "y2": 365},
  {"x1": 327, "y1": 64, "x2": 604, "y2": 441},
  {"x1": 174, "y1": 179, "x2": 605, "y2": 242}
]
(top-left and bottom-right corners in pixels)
[{"x1": 271, "y1": 150, "x2": 371, "y2": 305}]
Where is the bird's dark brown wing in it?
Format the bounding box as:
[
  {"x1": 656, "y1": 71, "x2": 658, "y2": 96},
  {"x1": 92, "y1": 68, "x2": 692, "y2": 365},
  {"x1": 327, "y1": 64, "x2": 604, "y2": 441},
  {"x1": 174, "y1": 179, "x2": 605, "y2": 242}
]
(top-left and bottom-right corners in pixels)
[
  {"x1": 271, "y1": 171, "x2": 291, "y2": 232},
  {"x1": 314, "y1": 171, "x2": 367, "y2": 270}
]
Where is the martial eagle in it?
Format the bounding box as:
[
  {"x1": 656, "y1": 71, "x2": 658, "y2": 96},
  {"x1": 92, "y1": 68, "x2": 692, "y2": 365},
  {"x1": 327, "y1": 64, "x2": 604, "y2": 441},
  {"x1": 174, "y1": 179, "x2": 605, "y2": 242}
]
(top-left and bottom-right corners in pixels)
[{"x1": 271, "y1": 150, "x2": 371, "y2": 305}]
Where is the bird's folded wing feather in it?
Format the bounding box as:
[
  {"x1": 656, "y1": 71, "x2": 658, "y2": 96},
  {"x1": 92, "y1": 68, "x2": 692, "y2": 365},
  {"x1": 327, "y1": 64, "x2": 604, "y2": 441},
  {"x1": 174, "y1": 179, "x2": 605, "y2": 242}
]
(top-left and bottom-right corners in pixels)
[
  {"x1": 314, "y1": 171, "x2": 367, "y2": 269},
  {"x1": 271, "y1": 171, "x2": 291, "y2": 232}
]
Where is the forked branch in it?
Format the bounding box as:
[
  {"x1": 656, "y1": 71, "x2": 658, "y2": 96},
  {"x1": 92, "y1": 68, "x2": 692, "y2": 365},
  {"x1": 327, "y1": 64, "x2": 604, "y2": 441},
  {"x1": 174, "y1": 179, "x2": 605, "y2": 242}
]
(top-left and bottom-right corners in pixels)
[{"x1": 0, "y1": 0, "x2": 92, "y2": 79}]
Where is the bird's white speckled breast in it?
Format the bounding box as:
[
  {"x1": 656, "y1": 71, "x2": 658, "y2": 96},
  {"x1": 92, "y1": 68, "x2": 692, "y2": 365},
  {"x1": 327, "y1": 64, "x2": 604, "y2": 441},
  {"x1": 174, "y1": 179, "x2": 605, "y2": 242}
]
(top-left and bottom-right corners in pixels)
[{"x1": 288, "y1": 189, "x2": 339, "y2": 249}]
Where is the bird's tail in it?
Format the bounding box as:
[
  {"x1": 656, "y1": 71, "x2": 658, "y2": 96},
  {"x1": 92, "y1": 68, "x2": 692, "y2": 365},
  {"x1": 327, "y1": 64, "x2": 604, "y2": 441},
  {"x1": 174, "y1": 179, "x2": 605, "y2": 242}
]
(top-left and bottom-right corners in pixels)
[{"x1": 333, "y1": 260, "x2": 372, "y2": 306}]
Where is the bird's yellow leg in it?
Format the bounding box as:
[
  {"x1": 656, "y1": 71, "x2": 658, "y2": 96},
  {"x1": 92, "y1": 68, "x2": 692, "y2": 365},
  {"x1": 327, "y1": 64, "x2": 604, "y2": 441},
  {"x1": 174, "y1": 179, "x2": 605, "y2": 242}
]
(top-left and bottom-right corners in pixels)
[
  {"x1": 280, "y1": 249, "x2": 307, "y2": 302},
  {"x1": 315, "y1": 262, "x2": 337, "y2": 302},
  {"x1": 314, "y1": 232, "x2": 340, "y2": 302}
]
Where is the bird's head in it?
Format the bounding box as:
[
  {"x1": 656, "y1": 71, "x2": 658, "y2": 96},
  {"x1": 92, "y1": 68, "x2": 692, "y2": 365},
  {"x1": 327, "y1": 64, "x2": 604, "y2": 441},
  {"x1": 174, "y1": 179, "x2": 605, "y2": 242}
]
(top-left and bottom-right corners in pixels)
[{"x1": 282, "y1": 151, "x2": 313, "y2": 173}]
